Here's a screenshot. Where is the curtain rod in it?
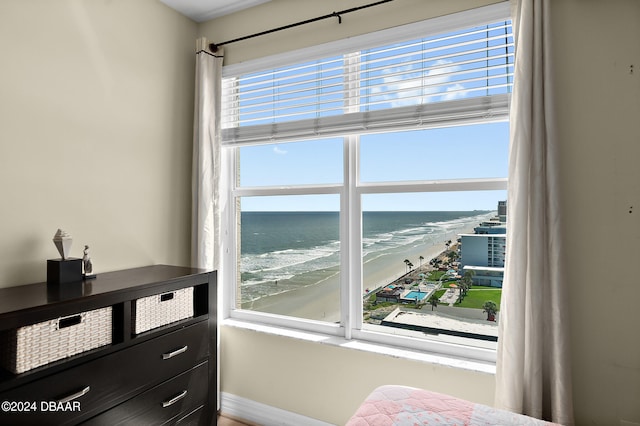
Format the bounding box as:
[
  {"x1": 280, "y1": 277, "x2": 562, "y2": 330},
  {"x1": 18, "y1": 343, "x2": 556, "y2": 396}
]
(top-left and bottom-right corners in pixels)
[{"x1": 209, "y1": 0, "x2": 394, "y2": 52}]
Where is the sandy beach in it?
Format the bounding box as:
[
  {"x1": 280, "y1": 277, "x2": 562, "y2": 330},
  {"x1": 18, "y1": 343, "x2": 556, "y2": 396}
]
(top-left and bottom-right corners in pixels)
[
  {"x1": 243, "y1": 223, "x2": 477, "y2": 322},
  {"x1": 243, "y1": 268, "x2": 342, "y2": 322}
]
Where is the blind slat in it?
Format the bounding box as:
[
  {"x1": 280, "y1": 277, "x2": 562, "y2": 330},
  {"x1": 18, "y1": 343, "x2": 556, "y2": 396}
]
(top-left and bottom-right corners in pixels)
[
  {"x1": 223, "y1": 94, "x2": 510, "y2": 145},
  {"x1": 224, "y1": 51, "x2": 513, "y2": 106},
  {"x1": 232, "y1": 73, "x2": 513, "y2": 127}
]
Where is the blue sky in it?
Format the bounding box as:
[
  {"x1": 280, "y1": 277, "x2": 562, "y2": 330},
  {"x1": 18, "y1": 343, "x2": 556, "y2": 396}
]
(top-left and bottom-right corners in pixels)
[{"x1": 239, "y1": 121, "x2": 508, "y2": 211}]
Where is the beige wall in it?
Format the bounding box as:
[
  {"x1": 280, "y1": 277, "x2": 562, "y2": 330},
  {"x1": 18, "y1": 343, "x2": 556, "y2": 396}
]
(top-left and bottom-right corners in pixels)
[
  {"x1": 0, "y1": 0, "x2": 197, "y2": 287},
  {"x1": 1, "y1": 0, "x2": 639, "y2": 424},
  {"x1": 207, "y1": 1, "x2": 640, "y2": 425},
  {"x1": 553, "y1": 1, "x2": 640, "y2": 425}
]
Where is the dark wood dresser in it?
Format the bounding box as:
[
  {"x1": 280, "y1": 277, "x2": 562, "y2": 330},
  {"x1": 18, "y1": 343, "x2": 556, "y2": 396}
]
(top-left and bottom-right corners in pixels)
[{"x1": 0, "y1": 265, "x2": 216, "y2": 425}]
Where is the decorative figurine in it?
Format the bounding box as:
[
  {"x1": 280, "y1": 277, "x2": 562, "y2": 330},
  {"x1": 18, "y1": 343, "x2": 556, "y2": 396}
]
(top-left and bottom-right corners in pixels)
[
  {"x1": 52, "y1": 229, "x2": 72, "y2": 260},
  {"x1": 83, "y1": 245, "x2": 93, "y2": 275},
  {"x1": 83, "y1": 245, "x2": 96, "y2": 279},
  {"x1": 48, "y1": 228, "x2": 82, "y2": 286}
]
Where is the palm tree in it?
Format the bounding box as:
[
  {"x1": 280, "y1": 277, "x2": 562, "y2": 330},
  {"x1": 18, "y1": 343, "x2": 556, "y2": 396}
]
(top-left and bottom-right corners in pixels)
[
  {"x1": 407, "y1": 262, "x2": 414, "y2": 271},
  {"x1": 458, "y1": 281, "x2": 468, "y2": 300},
  {"x1": 419, "y1": 255, "x2": 424, "y2": 268},
  {"x1": 428, "y1": 295, "x2": 438, "y2": 311},
  {"x1": 482, "y1": 300, "x2": 498, "y2": 321},
  {"x1": 455, "y1": 282, "x2": 466, "y2": 303},
  {"x1": 403, "y1": 259, "x2": 410, "y2": 273},
  {"x1": 462, "y1": 270, "x2": 475, "y2": 290}
]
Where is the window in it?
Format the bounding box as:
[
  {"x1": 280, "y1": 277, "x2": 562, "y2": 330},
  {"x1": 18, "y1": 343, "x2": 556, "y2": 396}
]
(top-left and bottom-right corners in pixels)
[{"x1": 221, "y1": 4, "x2": 513, "y2": 361}]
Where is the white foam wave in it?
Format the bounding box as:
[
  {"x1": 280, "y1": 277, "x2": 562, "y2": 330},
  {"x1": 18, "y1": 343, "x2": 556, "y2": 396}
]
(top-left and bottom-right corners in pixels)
[
  {"x1": 240, "y1": 240, "x2": 340, "y2": 290},
  {"x1": 240, "y1": 212, "x2": 494, "y2": 303}
]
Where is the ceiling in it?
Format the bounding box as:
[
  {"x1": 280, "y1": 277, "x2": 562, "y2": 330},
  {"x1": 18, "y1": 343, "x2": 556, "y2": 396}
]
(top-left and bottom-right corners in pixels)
[{"x1": 159, "y1": 0, "x2": 272, "y2": 22}]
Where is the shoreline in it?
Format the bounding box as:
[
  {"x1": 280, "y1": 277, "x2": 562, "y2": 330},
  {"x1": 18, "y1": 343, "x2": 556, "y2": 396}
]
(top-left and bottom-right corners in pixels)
[{"x1": 243, "y1": 223, "x2": 478, "y2": 322}]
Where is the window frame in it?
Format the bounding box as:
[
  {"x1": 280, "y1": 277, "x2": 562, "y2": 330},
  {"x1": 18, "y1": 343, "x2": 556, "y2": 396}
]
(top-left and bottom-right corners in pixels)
[{"x1": 219, "y1": 3, "x2": 511, "y2": 364}]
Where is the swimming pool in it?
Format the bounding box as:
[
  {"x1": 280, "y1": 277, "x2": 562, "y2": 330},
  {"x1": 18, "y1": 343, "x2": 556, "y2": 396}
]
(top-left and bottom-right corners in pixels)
[{"x1": 404, "y1": 291, "x2": 427, "y2": 301}]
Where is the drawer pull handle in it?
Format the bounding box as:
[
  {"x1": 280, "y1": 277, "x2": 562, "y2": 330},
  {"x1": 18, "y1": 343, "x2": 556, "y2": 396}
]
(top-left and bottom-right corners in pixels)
[
  {"x1": 57, "y1": 386, "x2": 91, "y2": 404},
  {"x1": 56, "y1": 314, "x2": 83, "y2": 330},
  {"x1": 162, "y1": 390, "x2": 187, "y2": 408},
  {"x1": 162, "y1": 345, "x2": 188, "y2": 360},
  {"x1": 160, "y1": 292, "x2": 175, "y2": 302}
]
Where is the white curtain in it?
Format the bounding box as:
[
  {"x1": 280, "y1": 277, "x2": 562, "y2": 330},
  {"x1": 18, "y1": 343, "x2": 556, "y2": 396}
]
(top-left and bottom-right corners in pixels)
[
  {"x1": 191, "y1": 38, "x2": 224, "y2": 271},
  {"x1": 495, "y1": 1, "x2": 573, "y2": 424}
]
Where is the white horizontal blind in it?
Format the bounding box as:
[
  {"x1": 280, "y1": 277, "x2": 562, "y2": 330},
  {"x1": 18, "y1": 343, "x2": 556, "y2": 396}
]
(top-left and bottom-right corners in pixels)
[{"x1": 222, "y1": 17, "x2": 513, "y2": 145}]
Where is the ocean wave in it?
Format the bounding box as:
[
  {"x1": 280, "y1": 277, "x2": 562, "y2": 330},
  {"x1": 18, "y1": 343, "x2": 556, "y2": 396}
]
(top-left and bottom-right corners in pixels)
[
  {"x1": 427, "y1": 213, "x2": 493, "y2": 228},
  {"x1": 363, "y1": 233, "x2": 396, "y2": 250},
  {"x1": 239, "y1": 211, "x2": 495, "y2": 303},
  {"x1": 363, "y1": 223, "x2": 449, "y2": 257},
  {"x1": 241, "y1": 274, "x2": 295, "y2": 287},
  {"x1": 240, "y1": 239, "x2": 340, "y2": 293}
]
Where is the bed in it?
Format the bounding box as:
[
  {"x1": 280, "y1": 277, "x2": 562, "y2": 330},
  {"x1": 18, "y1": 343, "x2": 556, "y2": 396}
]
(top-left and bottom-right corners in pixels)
[{"x1": 346, "y1": 385, "x2": 561, "y2": 426}]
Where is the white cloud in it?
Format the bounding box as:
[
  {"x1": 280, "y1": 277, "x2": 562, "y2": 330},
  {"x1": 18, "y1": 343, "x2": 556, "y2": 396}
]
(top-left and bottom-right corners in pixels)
[
  {"x1": 368, "y1": 59, "x2": 468, "y2": 107},
  {"x1": 273, "y1": 146, "x2": 287, "y2": 155},
  {"x1": 442, "y1": 83, "x2": 467, "y2": 101}
]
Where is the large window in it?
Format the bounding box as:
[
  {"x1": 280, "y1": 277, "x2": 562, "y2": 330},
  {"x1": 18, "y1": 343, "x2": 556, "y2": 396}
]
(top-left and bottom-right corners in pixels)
[{"x1": 221, "y1": 4, "x2": 513, "y2": 360}]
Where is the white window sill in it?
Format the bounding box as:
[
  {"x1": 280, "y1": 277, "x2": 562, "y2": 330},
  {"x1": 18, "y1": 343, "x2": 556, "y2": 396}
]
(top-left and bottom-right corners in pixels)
[{"x1": 221, "y1": 318, "x2": 496, "y2": 375}]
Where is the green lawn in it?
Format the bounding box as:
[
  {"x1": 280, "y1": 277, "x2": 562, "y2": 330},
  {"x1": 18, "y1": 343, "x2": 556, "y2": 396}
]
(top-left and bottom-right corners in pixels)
[
  {"x1": 457, "y1": 288, "x2": 502, "y2": 310},
  {"x1": 428, "y1": 271, "x2": 446, "y2": 280}
]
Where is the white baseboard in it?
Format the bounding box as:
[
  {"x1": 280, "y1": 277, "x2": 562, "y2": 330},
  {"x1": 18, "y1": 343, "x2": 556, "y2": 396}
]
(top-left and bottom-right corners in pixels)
[{"x1": 220, "y1": 392, "x2": 334, "y2": 426}]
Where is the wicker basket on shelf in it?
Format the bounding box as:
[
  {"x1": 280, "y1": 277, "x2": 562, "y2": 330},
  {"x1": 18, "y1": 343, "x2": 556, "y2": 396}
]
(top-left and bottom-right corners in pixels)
[
  {"x1": 132, "y1": 287, "x2": 194, "y2": 334},
  {"x1": 0, "y1": 307, "x2": 113, "y2": 374}
]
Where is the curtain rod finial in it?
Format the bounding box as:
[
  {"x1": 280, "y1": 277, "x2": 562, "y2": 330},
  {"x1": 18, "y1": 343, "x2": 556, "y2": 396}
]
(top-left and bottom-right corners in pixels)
[{"x1": 209, "y1": 43, "x2": 219, "y2": 52}]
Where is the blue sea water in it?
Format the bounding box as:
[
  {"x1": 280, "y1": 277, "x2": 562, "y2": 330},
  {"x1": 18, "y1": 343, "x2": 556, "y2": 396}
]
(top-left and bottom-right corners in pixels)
[{"x1": 239, "y1": 210, "x2": 493, "y2": 304}]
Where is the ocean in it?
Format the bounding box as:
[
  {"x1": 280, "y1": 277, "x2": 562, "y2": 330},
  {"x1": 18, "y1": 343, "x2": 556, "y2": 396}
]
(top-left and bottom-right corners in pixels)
[{"x1": 239, "y1": 210, "x2": 494, "y2": 305}]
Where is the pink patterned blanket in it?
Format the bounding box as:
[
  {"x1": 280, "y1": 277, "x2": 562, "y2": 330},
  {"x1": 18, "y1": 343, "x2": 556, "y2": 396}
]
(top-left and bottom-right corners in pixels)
[{"x1": 346, "y1": 385, "x2": 561, "y2": 426}]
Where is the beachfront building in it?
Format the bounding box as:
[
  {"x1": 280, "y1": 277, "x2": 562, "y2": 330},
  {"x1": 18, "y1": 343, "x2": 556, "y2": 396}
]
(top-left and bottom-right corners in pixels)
[
  {"x1": 458, "y1": 201, "x2": 507, "y2": 287},
  {"x1": 459, "y1": 234, "x2": 505, "y2": 287},
  {"x1": 497, "y1": 200, "x2": 507, "y2": 222},
  {"x1": 461, "y1": 265, "x2": 505, "y2": 288},
  {"x1": 380, "y1": 309, "x2": 498, "y2": 342},
  {"x1": 474, "y1": 221, "x2": 506, "y2": 234},
  {"x1": 375, "y1": 285, "x2": 404, "y2": 303}
]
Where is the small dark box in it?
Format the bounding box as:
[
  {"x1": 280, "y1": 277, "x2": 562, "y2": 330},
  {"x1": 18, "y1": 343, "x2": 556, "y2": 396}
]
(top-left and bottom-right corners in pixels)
[
  {"x1": 47, "y1": 258, "x2": 83, "y2": 285},
  {"x1": 47, "y1": 279, "x2": 84, "y2": 301}
]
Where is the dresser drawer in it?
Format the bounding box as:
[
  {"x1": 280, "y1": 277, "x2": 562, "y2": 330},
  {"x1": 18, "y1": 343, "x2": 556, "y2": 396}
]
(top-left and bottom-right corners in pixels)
[
  {"x1": 0, "y1": 320, "x2": 208, "y2": 425},
  {"x1": 83, "y1": 361, "x2": 208, "y2": 425},
  {"x1": 170, "y1": 405, "x2": 207, "y2": 426}
]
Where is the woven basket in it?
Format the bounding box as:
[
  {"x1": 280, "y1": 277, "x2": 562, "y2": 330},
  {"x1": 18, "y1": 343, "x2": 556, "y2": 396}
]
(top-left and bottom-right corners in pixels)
[
  {"x1": 132, "y1": 287, "x2": 194, "y2": 334},
  {"x1": 0, "y1": 307, "x2": 112, "y2": 374}
]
